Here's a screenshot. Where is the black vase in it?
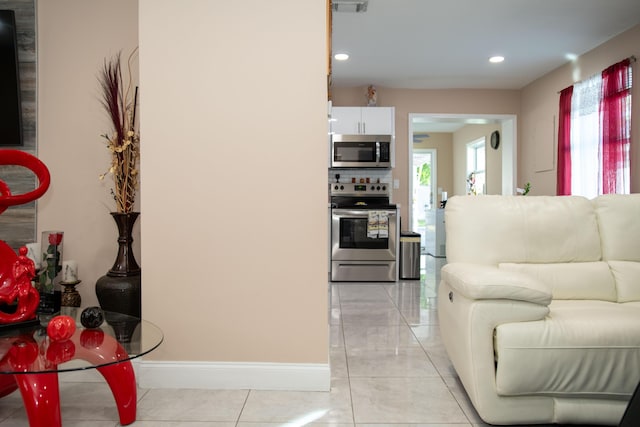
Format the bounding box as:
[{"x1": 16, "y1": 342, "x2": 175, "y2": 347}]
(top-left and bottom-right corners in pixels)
[{"x1": 95, "y1": 212, "x2": 141, "y2": 342}]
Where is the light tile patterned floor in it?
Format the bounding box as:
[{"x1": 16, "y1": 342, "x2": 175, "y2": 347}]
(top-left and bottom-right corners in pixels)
[{"x1": 0, "y1": 256, "x2": 596, "y2": 426}]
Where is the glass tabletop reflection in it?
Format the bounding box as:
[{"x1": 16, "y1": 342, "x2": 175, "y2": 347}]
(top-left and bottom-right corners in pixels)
[{"x1": 0, "y1": 308, "x2": 163, "y2": 375}]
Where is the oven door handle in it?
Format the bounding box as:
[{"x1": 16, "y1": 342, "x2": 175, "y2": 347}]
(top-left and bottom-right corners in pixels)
[{"x1": 332, "y1": 209, "x2": 397, "y2": 218}]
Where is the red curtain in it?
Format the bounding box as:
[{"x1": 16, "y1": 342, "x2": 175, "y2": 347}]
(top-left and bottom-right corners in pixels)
[
  {"x1": 557, "y1": 86, "x2": 573, "y2": 195},
  {"x1": 600, "y1": 58, "x2": 632, "y2": 194}
]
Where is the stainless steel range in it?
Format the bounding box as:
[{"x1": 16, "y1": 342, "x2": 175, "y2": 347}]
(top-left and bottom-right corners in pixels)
[{"x1": 330, "y1": 182, "x2": 398, "y2": 281}]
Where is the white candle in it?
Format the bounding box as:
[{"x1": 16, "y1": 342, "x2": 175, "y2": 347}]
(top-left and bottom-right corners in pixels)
[
  {"x1": 63, "y1": 260, "x2": 78, "y2": 282},
  {"x1": 25, "y1": 243, "x2": 41, "y2": 269}
]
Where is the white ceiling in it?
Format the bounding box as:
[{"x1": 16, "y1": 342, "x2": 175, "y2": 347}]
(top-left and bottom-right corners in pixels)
[{"x1": 331, "y1": 0, "x2": 640, "y2": 90}]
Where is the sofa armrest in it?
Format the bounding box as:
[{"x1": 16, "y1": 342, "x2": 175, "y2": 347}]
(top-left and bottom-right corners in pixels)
[
  {"x1": 441, "y1": 263, "x2": 552, "y2": 305},
  {"x1": 438, "y1": 265, "x2": 553, "y2": 424}
]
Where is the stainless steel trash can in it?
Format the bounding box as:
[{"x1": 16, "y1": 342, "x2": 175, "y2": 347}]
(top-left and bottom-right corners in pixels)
[{"x1": 400, "y1": 231, "x2": 421, "y2": 280}]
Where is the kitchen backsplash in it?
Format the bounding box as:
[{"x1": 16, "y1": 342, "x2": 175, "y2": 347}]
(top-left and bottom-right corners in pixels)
[{"x1": 328, "y1": 168, "x2": 393, "y2": 185}]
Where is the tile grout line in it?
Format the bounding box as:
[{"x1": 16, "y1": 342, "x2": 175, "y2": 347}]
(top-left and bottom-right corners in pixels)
[
  {"x1": 234, "y1": 388, "x2": 252, "y2": 426},
  {"x1": 414, "y1": 261, "x2": 477, "y2": 426},
  {"x1": 336, "y1": 284, "x2": 357, "y2": 426}
]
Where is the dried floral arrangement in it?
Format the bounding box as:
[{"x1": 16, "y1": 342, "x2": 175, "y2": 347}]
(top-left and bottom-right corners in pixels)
[{"x1": 98, "y1": 48, "x2": 140, "y2": 213}]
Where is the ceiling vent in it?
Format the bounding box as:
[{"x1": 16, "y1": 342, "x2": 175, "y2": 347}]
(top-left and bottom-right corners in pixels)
[{"x1": 332, "y1": 0, "x2": 368, "y2": 13}]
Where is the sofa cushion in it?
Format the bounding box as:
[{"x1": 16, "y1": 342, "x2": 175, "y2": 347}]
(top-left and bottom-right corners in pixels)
[
  {"x1": 609, "y1": 261, "x2": 640, "y2": 303},
  {"x1": 494, "y1": 300, "x2": 640, "y2": 398},
  {"x1": 594, "y1": 194, "x2": 640, "y2": 262},
  {"x1": 445, "y1": 195, "x2": 602, "y2": 265},
  {"x1": 499, "y1": 262, "x2": 617, "y2": 301}
]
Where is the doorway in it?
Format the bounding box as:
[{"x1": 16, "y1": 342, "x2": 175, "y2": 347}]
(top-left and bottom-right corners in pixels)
[
  {"x1": 411, "y1": 149, "x2": 436, "y2": 254},
  {"x1": 407, "y1": 113, "x2": 517, "y2": 254}
]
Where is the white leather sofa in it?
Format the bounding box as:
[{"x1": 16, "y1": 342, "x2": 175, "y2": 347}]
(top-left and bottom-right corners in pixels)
[{"x1": 437, "y1": 194, "x2": 640, "y2": 425}]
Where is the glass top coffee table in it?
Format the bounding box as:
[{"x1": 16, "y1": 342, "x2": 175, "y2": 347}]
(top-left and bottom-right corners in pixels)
[{"x1": 0, "y1": 309, "x2": 163, "y2": 427}]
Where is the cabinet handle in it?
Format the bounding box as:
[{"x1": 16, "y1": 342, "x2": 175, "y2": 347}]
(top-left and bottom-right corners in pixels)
[
  {"x1": 358, "y1": 122, "x2": 361, "y2": 134},
  {"x1": 363, "y1": 122, "x2": 366, "y2": 134}
]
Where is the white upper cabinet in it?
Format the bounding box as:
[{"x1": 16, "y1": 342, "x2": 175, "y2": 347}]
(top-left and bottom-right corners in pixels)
[
  {"x1": 330, "y1": 107, "x2": 362, "y2": 134},
  {"x1": 360, "y1": 107, "x2": 395, "y2": 134},
  {"x1": 331, "y1": 106, "x2": 395, "y2": 135}
]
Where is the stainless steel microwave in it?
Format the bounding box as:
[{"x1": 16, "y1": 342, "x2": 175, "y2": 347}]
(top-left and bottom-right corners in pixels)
[{"x1": 331, "y1": 134, "x2": 392, "y2": 168}]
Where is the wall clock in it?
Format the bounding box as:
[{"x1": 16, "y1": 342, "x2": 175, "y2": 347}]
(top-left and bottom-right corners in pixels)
[{"x1": 490, "y1": 130, "x2": 500, "y2": 150}]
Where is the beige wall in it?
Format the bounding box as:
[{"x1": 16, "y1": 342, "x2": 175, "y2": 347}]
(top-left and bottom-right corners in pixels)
[
  {"x1": 331, "y1": 88, "x2": 520, "y2": 220},
  {"x1": 138, "y1": 0, "x2": 328, "y2": 363},
  {"x1": 38, "y1": 0, "x2": 329, "y2": 366},
  {"x1": 520, "y1": 24, "x2": 640, "y2": 195},
  {"x1": 37, "y1": 0, "x2": 140, "y2": 309}
]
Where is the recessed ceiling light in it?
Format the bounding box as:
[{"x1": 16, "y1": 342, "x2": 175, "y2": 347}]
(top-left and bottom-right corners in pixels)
[
  {"x1": 334, "y1": 53, "x2": 349, "y2": 61},
  {"x1": 489, "y1": 56, "x2": 505, "y2": 63}
]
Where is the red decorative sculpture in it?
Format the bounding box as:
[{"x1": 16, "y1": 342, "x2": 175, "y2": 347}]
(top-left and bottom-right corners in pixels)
[{"x1": 0, "y1": 149, "x2": 51, "y2": 324}]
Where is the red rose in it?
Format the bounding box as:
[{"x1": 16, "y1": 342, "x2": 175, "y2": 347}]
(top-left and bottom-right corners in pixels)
[{"x1": 48, "y1": 232, "x2": 63, "y2": 245}]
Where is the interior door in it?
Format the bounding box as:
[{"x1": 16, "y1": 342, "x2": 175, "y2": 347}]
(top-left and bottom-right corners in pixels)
[{"x1": 411, "y1": 149, "x2": 436, "y2": 254}]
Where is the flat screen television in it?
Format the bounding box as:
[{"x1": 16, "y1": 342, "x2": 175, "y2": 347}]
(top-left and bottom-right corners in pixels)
[{"x1": 0, "y1": 10, "x2": 23, "y2": 146}]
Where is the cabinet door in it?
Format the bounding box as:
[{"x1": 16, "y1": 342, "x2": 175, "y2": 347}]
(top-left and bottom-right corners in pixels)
[
  {"x1": 330, "y1": 107, "x2": 362, "y2": 134},
  {"x1": 361, "y1": 107, "x2": 394, "y2": 134}
]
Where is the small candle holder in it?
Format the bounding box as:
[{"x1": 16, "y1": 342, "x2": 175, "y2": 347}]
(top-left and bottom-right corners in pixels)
[{"x1": 60, "y1": 280, "x2": 82, "y2": 308}]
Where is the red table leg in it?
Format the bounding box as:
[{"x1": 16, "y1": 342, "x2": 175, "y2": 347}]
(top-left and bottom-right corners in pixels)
[
  {"x1": 0, "y1": 375, "x2": 17, "y2": 398},
  {"x1": 96, "y1": 360, "x2": 137, "y2": 425},
  {"x1": 76, "y1": 330, "x2": 138, "y2": 426},
  {"x1": 0, "y1": 329, "x2": 141, "y2": 427},
  {"x1": 13, "y1": 372, "x2": 61, "y2": 427}
]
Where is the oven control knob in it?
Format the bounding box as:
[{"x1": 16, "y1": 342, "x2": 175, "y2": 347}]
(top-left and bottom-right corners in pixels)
[
  {"x1": 376, "y1": 185, "x2": 381, "y2": 190},
  {"x1": 371, "y1": 185, "x2": 375, "y2": 191},
  {"x1": 382, "y1": 185, "x2": 386, "y2": 191},
  {"x1": 340, "y1": 185, "x2": 344, "y2": 190},
  {"x1": 334, "y1": 185, "x2": 339, "y2": 190}
]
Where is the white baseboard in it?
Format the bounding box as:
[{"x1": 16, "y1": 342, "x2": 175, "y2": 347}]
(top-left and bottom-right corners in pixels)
[
  {"x1": 59, "y1": 360, "x2": 330, "y2": 392},
  {"x1": 59, "y1": 359, "x2": 142, "y2": 383},
  {"x1": 137, "y1": 361, "x2": 331, "y2": 391}
]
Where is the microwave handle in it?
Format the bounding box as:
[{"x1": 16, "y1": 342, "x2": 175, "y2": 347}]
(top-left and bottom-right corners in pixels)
[{"x1": 375, "y1": 141, "x2": 380, "y2": 163}]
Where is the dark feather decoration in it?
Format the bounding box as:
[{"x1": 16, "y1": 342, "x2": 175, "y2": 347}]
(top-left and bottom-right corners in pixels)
[{"x1": 98, "y1": 48, "x2": 139, "y2": 213}]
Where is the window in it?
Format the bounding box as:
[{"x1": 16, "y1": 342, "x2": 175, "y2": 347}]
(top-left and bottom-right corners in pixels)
[
  {"x1": 570, "y1": 73, "x2": 602, "y2": 198},
  {"x1": 466, "y1": 138, "x2": 485, "y2": 195},
  {"x1": 557, "y1": 58, "x2": 632, "y2": 197}
]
